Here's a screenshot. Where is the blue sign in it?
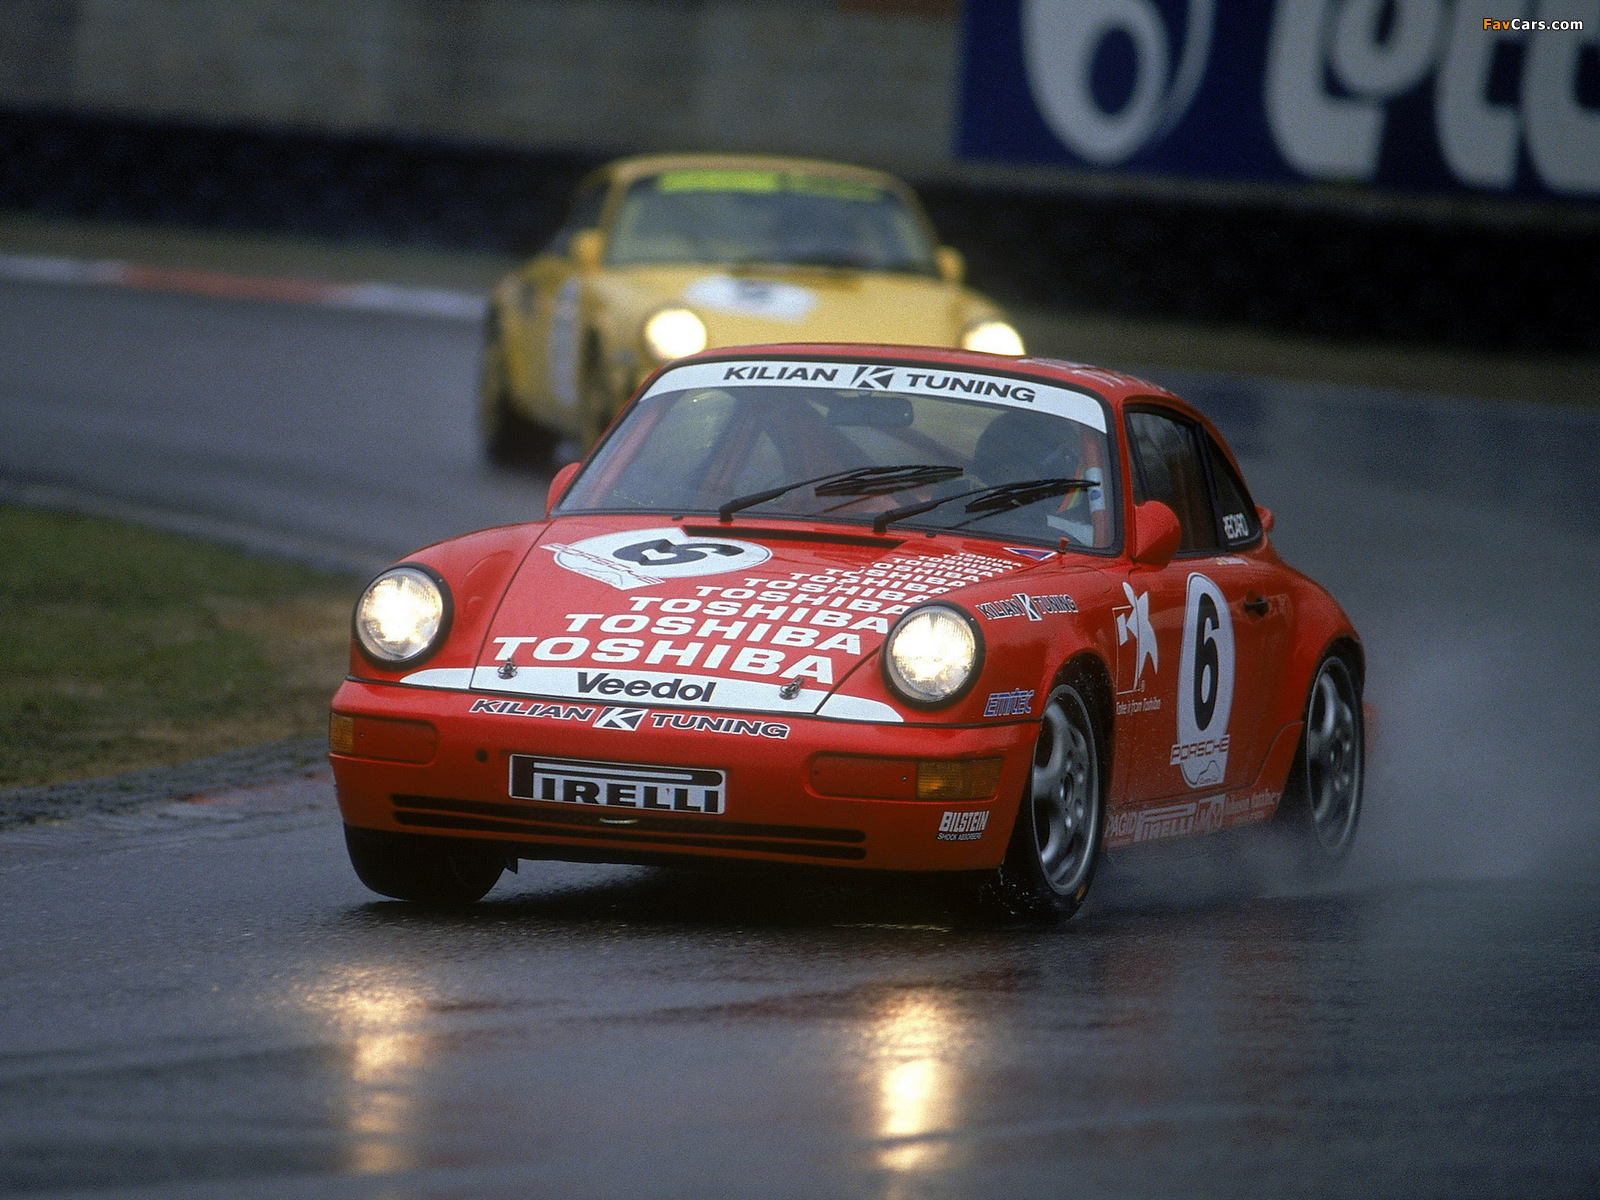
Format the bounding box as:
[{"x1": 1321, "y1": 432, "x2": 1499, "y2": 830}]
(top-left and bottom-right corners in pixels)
[{"x1": 959, "y1": 0, "x2": 1600, "y2": 201}]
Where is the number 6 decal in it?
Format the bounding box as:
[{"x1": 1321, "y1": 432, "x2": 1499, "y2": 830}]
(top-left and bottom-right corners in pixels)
[{"x1": 1173, "y1": 573, "x2": 1234, "y2": 788}]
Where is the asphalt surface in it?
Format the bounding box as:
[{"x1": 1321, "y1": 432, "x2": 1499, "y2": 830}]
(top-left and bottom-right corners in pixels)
[{"x1": 3, "y1": 277, "x2": 1600, "y2": 1198}]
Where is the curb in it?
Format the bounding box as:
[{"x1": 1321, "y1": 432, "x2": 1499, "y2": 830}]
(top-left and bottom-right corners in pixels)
[
  {"x1": 0, "y1": 737, "x2": 329, "y2": 831},
  {"x1": 0, "y1": 250, "x2": 486, "y2": 320}
]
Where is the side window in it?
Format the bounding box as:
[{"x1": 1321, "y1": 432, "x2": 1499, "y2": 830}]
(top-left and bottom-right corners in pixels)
[
  {"x1": 545, "y1": 184, "x2": 609, "y2": 256},
  {"x1": 1126, "y1": 409, "x2": 1220, "y2": 554},
  {"x1": 1206, "y1": 435, "x2": 1260, "y2": 546}
]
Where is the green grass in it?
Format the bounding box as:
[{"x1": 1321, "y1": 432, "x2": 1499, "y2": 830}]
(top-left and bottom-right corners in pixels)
[{"x1": 0, "y1": 505, "x2": 359, "y2": 790}]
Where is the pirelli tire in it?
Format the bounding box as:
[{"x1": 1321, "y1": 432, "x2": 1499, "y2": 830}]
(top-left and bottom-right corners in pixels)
[
  {"x1": 344, "y1": 826, "x2": 506, "y2": 906},
  {"x1": 1277, "y1": 651, "x2": 1364, "y2": 872},
  {"x1": 979, "y1": 681, "x2": 1106, "y2": 921}
]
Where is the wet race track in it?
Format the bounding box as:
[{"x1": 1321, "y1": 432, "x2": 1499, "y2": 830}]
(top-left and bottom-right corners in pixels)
[{"x1": 3, "y1": 279, "x2": 1600, "y2": 1198}]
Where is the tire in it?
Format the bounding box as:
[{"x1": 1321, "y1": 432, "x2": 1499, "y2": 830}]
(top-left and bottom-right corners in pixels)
[
  {"x1": 980, "y1": 682, "x2": 1106, "y2": 921},
  {"x1": 344, "y1": 826, "x2": 506, "y2": 906},
  {"x1": 481, "y1": 332, "x2": 551, "y2": 469},
  {"x1": 1278, "y1": 653, "x2": 1364, "y2": 869},
  {"x1": 578, "y1": 344, "x2": 618, "y2": 452}
]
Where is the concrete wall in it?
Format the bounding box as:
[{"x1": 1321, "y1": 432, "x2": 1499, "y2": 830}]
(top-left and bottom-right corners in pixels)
[{"x1": 0, "y1": 0, "x2": 961, "y2": 174}]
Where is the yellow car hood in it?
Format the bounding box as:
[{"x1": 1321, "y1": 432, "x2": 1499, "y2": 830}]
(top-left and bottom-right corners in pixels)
[{"x1": 599, "y1": 264, "x2": 993, "y2": 351}]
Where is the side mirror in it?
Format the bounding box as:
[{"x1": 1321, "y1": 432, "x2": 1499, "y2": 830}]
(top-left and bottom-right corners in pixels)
[
  {"x1": 1256, "y1": 504, "x2": 1275, "y2": 533},
  {"x1": 936, "y1": 245, "x2": 964, "y2": 284},
  {"x1": 1131, "y1": 501, "x2": 1181, "y2": 568},
  {"x1": 546, "y1": 462, "x2": 581, "y2": 517},
  {"x1": 571, "y1": 229, "x2": 604, "y2": 271}
]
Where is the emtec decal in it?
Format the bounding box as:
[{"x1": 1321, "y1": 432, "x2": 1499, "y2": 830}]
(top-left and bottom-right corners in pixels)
[
  {"x1": 983, "y1": 689, "x2": 1035, "y2": 717},
  {"x1": 510, "y1": 755, "x2": 725, "y2": 814}
]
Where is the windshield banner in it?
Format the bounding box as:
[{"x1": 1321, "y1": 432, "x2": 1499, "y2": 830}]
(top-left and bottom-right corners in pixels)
[
  {"x1": 644, "y1": 359, "x2": 1109, "y2": 432},
  {"x1": 959, "y1": 0, "x2": 1599, "y2": 201}
]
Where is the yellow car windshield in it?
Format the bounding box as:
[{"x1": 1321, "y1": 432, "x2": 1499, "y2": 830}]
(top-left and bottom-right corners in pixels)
[{"x1": 605, "y1": 170, "x2": 938, "y2": 275}]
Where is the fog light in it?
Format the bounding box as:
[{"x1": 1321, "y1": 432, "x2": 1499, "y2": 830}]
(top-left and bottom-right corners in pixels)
[
  {"x1": 915, "y1": 758, "x2": 1003, "y2": 801},
  {"x1": 329, "y1": 712, "x2": 437, "y2": 764},
  {"x1": 329, "y1": 712, "x2": 356, "y2": 755}
]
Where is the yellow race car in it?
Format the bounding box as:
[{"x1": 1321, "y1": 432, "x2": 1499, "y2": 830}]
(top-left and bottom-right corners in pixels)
[{"x1": 480, "y1": 153, "x2": 1026, "y2": 465}]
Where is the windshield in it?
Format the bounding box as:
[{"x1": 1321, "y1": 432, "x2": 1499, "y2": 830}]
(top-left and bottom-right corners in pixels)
[
  {"x1": 604, "y1": 170, "x2": 938, "y2": 275},
  {"x1": 558, "y1": 359, "x2": 1117, "y2": 550}
]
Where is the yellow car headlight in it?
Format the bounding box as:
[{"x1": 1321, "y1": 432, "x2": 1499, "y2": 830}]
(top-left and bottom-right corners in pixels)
[
  {"x1": 882, "y1": 604, "x2": 983, "y2": 707},
  {"x1": 961, "y1": 320, "x2": 1025, "y2": 356},
  {"x1": 643, "y1": 307, "x2": 708, "y2": 362},
  {"x1": 354, "y1": 565, "x2": 450, "y2": 666}
]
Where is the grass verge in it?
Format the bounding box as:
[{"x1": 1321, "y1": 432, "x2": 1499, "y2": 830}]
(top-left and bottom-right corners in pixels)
[{"x1": 0, "y1": 505, "x2": 358, "y2": 791}]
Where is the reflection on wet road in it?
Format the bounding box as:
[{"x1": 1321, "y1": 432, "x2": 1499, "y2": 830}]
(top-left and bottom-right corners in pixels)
[{"x1": 2, "y1": 279, "x2": 1599, "y2": 1196}]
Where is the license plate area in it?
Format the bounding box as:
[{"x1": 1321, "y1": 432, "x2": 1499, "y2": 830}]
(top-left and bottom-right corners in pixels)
[{"x1": 509, "y1": 755, "x2": 726, "y2": 815}]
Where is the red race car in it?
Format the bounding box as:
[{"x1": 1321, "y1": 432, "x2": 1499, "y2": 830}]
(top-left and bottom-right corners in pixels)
[{"x1": 330, "y1": 344, "x2": 1366, "y2": 917}]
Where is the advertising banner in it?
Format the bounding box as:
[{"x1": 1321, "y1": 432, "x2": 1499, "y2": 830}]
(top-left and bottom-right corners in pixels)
[{"x1": 959, "y1": 0, "x2": 1600, "y2": 200}]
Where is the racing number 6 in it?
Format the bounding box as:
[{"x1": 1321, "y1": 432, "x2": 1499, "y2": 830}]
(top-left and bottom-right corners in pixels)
[
  {"x1": 1193, "y1": 591, "x2": 1221, "y2": 731},
  {"x1": 1174, "y1": 573, "x2": 1235, "y2": 789}
]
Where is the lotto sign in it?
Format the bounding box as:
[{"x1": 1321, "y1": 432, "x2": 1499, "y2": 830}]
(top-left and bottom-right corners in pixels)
[{"x1": 960, "y1": 0, "x2": 1600, "y2": 200}]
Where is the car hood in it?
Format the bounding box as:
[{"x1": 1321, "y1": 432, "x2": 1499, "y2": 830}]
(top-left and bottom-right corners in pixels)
[
  {"x1": 411, "y1": 514, "x2": 1041, "y2": 720},
  {"x1": 598, "y1": 264, "x2": 993, "y2": 349}
]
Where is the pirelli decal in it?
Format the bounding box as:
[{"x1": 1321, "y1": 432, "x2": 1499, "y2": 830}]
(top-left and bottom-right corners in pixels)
[{"x1": 509, "y1": 755, "x2": 726, "y2": 815}]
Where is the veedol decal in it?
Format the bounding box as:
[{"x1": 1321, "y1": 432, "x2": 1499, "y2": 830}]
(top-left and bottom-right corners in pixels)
[
  {"x1": 983, "y1": 688, "x2": 1035, "y2": 717},
  {"x1": 646, "y1": 359, "x2": 1108, "y2": 432},
  {"x1": 938, "y1": 810, "x2": 990, "y2": 842},
  {"x1": 546, "y1": 526, "x2": 771, "y2": 590},
  {"x1": 975, "y1": 592, "x2": 1076, "y2": 621},
  {"x1": 1114, "y1": 582, "x2": 1158, "y2": 694},
  {"x1": 683, "y1": 274, "x2": 817, "y2": 322},
  {"x1": 1171, "y1": 572, "x2": 1235, "y2": 788},
  {"x1": 510, "y1": 755, "x2": 725, "y2": 814}
]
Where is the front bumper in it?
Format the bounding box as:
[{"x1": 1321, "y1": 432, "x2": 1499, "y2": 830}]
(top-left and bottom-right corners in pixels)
[{"x1": 330, "y1": 679, "x2": 1037, "y2": 872}]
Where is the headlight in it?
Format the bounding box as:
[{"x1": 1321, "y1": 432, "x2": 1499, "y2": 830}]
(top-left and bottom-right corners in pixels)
[
  {"x1": 961, "y1": 320, "x2": 1025, "y2": 356},
  {"x1": 882, "y1": 604, "x2": 983, "y2": 707},
  {"x1": 354, "y1": 565, "x2": 450, "y2": 666},
  {"x1": 643, "y1": 307, "x2": 708, "y2": 361}
]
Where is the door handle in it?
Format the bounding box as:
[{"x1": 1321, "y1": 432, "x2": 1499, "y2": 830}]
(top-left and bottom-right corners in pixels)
[{"x1": 1243, "y1": 593, "x2": 1269, "y2": 617}]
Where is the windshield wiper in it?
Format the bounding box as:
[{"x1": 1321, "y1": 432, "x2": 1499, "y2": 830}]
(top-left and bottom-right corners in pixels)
[
  {"x1": 871, "y1": 478, "x2": 1094, "y2": 534},
  {"x1": 718, "y1": 465, "x2": 964, "y2": 523}
]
